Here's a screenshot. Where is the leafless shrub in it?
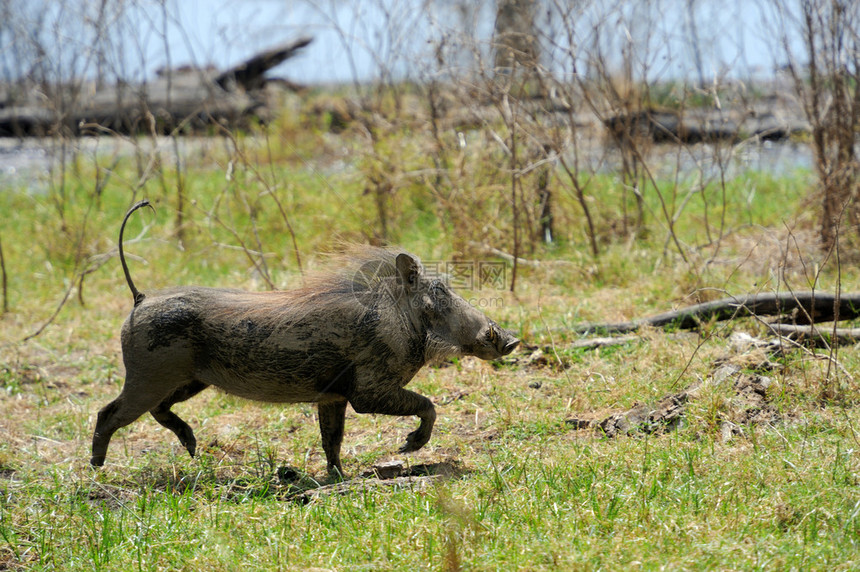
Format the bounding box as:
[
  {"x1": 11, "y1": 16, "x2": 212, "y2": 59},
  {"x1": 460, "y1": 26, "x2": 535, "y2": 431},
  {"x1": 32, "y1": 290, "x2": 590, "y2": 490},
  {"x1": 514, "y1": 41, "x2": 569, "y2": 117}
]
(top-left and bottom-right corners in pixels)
[
  {"x1": 4, "y1": 0, "x2": 851, "y2": 301},
  {"x1": 286, "y1": 1, "x2": 783, "y2": 284},
  {"x1": 767, "y1": 0, "x2": 860, "y2": 255}
]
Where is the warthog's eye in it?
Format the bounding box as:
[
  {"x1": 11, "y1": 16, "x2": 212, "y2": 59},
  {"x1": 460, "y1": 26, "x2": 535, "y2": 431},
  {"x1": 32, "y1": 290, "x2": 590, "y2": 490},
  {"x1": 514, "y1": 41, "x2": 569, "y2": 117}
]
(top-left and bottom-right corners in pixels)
[{"x1": 429, "y1": 280, "x2": 450, "y2": 304}]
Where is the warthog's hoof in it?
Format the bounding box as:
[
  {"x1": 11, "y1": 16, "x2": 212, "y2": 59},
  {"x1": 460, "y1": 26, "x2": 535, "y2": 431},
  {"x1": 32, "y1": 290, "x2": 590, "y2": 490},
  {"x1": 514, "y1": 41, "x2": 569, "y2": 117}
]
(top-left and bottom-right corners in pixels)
[
  {"x1": 399, "y1": 429, "x2": 430, "y2": 453},
  {"x1": 90, "y1": 456, "x2": 106, "y2": 467},
  {"x1": 326, "y1": 465, "x2": 346, "y2": 481}
]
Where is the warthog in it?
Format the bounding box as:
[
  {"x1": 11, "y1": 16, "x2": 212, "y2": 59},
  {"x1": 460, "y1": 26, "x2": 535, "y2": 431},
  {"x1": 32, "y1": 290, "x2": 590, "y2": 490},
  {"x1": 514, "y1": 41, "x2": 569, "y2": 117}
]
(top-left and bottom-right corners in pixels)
[{"x1": 91, "y1": 200, "x2": 519, "y2": 474}]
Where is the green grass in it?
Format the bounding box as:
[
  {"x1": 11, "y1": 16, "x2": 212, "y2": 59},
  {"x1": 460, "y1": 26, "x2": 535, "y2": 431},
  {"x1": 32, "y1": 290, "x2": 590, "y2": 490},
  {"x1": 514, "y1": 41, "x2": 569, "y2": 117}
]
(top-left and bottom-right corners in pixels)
[
  {"x1": 1, "y1": 111, "x2": 859, "y2": 570},
  {"x1": 2, "y1": 420, "x2": 858, "y2": 570}
]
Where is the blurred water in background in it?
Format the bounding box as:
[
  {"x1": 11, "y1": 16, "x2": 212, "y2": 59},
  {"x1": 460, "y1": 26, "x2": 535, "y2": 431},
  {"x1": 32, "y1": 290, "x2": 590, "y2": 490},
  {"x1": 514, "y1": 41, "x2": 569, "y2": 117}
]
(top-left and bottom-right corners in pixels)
[
  {"x1": 0, "y1": 140, "x2": 51, "y2": 192},
  {"x1": 0, "y1": 136, "x2": 815, "y2": 198}
]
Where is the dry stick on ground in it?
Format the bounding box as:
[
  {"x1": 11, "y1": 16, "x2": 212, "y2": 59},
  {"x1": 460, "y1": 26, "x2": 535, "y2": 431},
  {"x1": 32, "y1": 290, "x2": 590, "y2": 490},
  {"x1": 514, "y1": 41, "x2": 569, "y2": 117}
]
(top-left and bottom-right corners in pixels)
[
  {"x1": 757, "y1": 319, "x2": 855, "y2": 382},
  {"x1": 768, "y1": 324, "x2": 860, "y2": 347},
  {"x1": 573, "y1": 291, "x2": 860, "y2": 334},
  {"x1": 569, "y1": 335, "x2": 641, "y2": 350}
]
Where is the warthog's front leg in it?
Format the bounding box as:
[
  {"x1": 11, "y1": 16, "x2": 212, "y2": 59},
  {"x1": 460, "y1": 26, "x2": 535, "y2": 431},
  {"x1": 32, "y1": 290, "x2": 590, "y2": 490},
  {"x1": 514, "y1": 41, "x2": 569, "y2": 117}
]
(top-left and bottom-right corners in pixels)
[
  {"x1": 399, "y1": 404, "x2": 436, "y2": 453},
  {"x1": 317, "y1": 398, "x2": 348, "y2": 477},
  {"x1": 349, "y1": 388, "x2": 436, "y2": 454}
]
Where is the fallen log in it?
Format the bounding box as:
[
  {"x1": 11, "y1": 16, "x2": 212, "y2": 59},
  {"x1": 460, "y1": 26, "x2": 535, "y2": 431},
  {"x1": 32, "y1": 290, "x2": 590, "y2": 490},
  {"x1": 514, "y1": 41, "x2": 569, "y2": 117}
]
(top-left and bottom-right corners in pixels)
[
  {"x1": 766, "y1": 323, "x2": 860, "y2": 347},
  {"x1": 0, "y1": 37, "x2": 312, "y2": 137},
  {"x1": 605, "y1": 108, "x2": 736, "y2": 144},
  {"x1": 290, "y1": 474, "x2": 441, "y2": 504},
  {"x1": 604, "y1": 107, "x2": 809, "y2": 144},
  {"x1": 574, "y1": 291, "x2": 860, "y2": 334},
  {"x1": 285, "y1": 460, "x2": 461, "y2": 503}
]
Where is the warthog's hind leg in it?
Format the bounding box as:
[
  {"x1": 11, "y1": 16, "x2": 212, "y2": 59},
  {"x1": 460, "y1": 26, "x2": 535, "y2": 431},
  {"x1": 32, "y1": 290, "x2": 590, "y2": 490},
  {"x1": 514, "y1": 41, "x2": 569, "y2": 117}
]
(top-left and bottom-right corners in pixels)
[
  {"x1": 318, "y1": 398, "x2": 348, "y2": 477},
  {"x1": 150, "y1": 380, "x2": 209, "y2": 458},
  {"x1": 91, "y1": 380, "x2": 173, "y2": 466}
]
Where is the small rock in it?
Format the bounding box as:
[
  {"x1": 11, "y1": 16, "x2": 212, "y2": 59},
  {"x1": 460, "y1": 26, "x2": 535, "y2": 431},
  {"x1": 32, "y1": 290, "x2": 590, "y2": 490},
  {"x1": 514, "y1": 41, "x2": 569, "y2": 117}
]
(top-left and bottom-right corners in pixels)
[
  {"x1": 721, "y1": 421, "x2": 742, "y2": 442},
  {"x1": 368, "y1": 460, "x2": 405, "y2": 480}
]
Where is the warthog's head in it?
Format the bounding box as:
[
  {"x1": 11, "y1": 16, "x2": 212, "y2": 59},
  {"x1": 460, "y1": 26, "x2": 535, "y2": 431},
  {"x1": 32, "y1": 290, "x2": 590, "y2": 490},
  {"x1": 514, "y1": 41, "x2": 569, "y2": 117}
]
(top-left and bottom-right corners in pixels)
[{"x1": 390, "y1": 253, "x2": 520, "y2": 361}]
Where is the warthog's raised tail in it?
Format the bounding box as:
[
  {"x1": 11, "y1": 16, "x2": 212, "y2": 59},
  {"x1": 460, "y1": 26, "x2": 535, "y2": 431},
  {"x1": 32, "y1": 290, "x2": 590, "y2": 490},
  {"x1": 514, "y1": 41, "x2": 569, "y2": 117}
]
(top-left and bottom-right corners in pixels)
[{"x1": 119, "y1": 200, "x2": 154, "y2": 307}]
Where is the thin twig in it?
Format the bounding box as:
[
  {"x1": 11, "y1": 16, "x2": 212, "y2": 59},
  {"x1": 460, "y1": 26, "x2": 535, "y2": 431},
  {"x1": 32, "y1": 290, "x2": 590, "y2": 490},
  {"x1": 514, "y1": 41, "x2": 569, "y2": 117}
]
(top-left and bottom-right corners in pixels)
[
  {"x1": 467, "y1": 241, "x2": 576, "y2": 268},
  {"x1": 0, "y1": 231, "x2": 8, "y2": 314},
  {"x1": 22, "y1": 281, "x2": 76, "y2": 343}
]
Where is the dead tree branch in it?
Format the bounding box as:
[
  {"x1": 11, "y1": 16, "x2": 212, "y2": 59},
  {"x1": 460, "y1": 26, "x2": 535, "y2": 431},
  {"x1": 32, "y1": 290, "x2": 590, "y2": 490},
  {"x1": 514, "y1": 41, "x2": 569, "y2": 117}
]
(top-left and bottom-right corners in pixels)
[
  {"x1": 766, "y1": 323, "x2": 860, "y2": 347},
  {"x1": 574, "y1": 292, "x2": 860, "y2": 334}
]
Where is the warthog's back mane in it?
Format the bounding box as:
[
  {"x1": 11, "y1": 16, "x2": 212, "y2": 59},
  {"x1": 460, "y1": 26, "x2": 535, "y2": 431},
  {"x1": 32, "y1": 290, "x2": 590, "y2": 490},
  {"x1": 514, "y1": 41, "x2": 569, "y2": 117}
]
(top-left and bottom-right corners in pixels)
[
  {"x1": 209, "y1": 245, "x2": 418, "y2": 323},
  {"x1": 306, "y1": 245, "x2": 408, "y2": 295}
]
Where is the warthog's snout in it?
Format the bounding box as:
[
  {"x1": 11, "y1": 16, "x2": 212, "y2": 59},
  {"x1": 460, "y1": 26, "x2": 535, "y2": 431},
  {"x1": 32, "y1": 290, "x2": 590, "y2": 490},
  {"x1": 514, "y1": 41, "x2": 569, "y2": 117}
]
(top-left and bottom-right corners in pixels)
[
  {"x1": 500, "y1": 332, "x2": 521, "y2": 355},
  {"x1": 491, "y1": 321, "x2": 520, "y2": 355},
  {"x1": 470, "y1": 320, "x2": 519, "y2": 360}
]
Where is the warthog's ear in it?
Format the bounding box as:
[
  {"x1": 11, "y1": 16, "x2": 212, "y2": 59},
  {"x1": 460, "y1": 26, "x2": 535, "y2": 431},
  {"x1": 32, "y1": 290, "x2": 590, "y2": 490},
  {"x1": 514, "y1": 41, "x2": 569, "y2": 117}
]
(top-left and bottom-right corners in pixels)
[{"x1": 396, "y1": 253, "x2": 421, "y2": 292}]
